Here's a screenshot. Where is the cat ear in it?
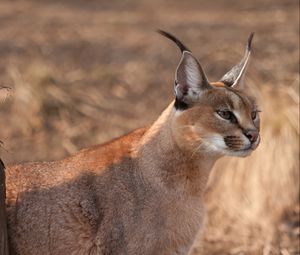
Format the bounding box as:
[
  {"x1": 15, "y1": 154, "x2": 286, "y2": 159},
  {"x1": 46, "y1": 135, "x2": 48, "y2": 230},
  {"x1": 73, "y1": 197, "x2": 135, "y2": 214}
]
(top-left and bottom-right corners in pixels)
[
  {"x1": 174, "y1": 51, "x2": 212, "y2": 109},
  {"x1": 157, "y1": 30, "x2": 212, "y2": 109},
  {"x1": 220, "y1": 33, "x2": 254, "y2": 89}
]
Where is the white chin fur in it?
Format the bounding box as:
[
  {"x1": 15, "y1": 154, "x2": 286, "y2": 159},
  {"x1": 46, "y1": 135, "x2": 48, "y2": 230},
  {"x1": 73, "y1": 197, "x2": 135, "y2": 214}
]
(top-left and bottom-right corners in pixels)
[
  {"x1": 203, "y1": 135, "x2": 228, "y2": 154},
  {"x1": 224, "y1": 148, "x2": 253, "y2": 157}
]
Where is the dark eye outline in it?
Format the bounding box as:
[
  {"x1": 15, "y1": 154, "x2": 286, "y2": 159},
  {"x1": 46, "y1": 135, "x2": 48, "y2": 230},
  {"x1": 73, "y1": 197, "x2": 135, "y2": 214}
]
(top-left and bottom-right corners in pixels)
[
  {"x1": 251, "y1": 110, "x2": 261, "y2": 120},
  {"x1": 216, "y1": 110, "x2": 233, "y2": 121}
]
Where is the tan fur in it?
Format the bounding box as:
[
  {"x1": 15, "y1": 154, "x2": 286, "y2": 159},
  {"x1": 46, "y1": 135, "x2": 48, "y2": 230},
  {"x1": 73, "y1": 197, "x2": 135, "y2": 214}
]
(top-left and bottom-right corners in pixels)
[
  {"x1": 210, "y1": 81, "x2": 225, "y2": 87},
  {"x1": 5, "y1": 34, "x2": 260, "y2": 254}
]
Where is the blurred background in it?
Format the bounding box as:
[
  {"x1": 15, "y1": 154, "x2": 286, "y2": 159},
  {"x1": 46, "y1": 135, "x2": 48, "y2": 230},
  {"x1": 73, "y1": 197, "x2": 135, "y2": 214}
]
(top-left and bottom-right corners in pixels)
[{"x1": 0, "y1": 0, "x2": 299, "y2": 254}]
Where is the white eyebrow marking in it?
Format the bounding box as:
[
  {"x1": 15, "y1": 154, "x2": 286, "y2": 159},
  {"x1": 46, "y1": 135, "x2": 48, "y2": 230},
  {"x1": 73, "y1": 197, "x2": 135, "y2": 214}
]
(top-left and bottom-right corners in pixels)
[{"x1": 232, "y1": 110, "x2": 242, "y2": 122}]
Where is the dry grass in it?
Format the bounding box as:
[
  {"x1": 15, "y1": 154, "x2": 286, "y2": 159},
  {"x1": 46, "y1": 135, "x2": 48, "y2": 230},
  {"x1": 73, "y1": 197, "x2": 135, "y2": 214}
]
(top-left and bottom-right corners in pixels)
[{"x1": 0, "y1": 0, "x2": 299, "y2": 254}]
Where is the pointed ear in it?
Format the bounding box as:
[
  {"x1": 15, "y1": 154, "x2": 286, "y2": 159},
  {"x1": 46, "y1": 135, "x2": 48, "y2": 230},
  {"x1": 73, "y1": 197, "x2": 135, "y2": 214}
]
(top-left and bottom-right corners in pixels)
[
  {"x1": 220, "y1": 33, "x2": 254, "y2": 89},
  {"x1": 174, "y1": 51, "x2": 212, "y2": 108}
]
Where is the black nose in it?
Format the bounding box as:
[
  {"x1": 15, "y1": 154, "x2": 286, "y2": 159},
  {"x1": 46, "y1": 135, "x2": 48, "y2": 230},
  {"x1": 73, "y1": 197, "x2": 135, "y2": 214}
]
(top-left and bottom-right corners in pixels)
[{"x1": 244, "y1": 129, "x2": 259, "y2": 143}]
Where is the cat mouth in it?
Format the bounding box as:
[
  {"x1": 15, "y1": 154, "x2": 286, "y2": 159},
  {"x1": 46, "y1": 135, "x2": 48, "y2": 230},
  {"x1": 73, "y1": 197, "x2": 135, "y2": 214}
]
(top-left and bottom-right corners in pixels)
[
  {"x1": 224, "y1": 135, "x2": 260, "y2": 152},
  {"x1": 222, "y1": 135, "x2": 260, "y2": 157},
  {"x1": 230, "y1": 136, "x2": 260, "y2": 156}
]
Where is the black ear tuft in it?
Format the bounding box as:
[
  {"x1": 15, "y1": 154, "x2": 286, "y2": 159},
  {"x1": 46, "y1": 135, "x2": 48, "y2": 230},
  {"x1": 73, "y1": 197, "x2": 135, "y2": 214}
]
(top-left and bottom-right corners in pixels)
[
  {"x1": 247, "y1": 32, "x2": 255, "y2": 51},
  {"x1": 157, "y1": 29, "x2": 191, "y2": 53}
]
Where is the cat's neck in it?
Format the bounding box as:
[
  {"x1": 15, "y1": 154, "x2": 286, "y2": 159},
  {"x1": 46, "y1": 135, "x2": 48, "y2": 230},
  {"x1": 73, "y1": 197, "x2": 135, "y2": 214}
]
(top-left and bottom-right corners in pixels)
[{"x1": 135, "y1": 103, "x2": 221, "y2": 195}]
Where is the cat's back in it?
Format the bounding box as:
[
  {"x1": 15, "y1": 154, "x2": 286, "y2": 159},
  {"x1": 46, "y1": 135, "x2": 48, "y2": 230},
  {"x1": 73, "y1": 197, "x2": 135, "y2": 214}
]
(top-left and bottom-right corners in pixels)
[{"x1": 6, "y1": 126, "x2": 148, "y2": 201}]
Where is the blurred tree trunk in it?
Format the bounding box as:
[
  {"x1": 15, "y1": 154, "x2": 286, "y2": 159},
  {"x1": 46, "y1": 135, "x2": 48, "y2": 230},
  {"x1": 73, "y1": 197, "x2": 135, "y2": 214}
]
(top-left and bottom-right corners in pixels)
[{"x1": 0, "y1": 159, "x2": 9, "y2": 255}]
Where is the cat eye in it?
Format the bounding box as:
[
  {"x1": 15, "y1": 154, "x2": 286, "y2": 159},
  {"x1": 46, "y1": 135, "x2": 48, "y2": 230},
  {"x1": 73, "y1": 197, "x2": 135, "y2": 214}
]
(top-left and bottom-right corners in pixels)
[
  {"x1": 251, "y1": 110, "x2": 261, "y2": 120},
  {"x1": 216, "y1": 110, "x2": 232, "y2": 120}
]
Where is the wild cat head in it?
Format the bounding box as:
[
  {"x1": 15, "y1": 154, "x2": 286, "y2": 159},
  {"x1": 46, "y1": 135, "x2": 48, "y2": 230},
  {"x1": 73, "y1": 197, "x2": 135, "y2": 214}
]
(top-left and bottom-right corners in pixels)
[{"x1": 159, "y1": 30, "x2": 260, "y2": 157}]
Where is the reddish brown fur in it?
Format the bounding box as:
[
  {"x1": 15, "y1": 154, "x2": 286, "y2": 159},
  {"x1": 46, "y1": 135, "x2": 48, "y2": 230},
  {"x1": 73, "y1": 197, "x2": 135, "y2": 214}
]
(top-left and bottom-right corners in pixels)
[{"x1": 210, "y1": 81, "x2": 225, "y2": 87}]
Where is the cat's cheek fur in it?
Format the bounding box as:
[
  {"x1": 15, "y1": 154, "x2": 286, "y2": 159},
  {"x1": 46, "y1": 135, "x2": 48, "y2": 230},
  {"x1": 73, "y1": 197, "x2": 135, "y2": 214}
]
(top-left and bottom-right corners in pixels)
[{"x1": 204, "y1": 134, "x2": 228, "y2": 154}]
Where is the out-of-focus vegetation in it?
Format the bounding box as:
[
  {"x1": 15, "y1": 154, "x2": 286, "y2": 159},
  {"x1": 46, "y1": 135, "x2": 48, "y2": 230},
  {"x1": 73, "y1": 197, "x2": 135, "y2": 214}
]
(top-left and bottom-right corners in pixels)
[{"x1": 0, "y1": 0, "x2": 298, "y2": 254}]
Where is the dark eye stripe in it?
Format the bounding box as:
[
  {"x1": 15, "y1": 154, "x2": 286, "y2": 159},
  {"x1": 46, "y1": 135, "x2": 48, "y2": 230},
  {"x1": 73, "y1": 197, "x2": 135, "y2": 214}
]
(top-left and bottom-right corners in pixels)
[{"x1": 230, "y1": 113, "x2": 238, "y2": 123}]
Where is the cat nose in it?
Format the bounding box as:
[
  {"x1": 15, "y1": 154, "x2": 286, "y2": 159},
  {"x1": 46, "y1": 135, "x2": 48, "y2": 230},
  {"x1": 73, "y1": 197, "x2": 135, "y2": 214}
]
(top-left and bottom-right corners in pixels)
[{"x1": 244, "y1": 129, "x2": 259, "y2": 143}]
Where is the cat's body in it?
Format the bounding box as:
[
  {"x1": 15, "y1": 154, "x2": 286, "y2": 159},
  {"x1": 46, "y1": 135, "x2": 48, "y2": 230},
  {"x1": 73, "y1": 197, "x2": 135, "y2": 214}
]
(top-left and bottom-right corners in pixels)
[
  {"x1": 5, "y1": 31, "x2": 260, "y2": 255},
  {"x1": 6, "y1": 106, "x2": 208, "y2": 255}
]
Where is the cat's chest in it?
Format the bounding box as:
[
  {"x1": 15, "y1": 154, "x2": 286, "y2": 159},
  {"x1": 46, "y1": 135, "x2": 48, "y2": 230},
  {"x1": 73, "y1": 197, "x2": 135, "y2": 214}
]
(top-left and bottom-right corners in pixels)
[{"x1": 158, "y1": 193, "x2": 205, "y2": 252}]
